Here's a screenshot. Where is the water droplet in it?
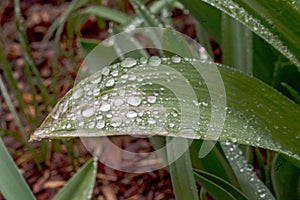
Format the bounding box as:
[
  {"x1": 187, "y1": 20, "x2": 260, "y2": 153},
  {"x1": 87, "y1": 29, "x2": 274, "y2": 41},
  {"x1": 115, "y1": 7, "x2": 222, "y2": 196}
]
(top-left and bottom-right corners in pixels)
[
  {"x1": 34, "y1": 128, "x2": 45, "y2": 136},
  {"x1": 202, "y1": 102, "x2": 209, "y2": 107},
  {"x1": 72, "y1": 88, "x2": 83, "y2": 99},
  {"x1": 51, "y1": 109, "x2": 60, "y2": 119},
  {"x1": 113, "y1": 98, "x2": 124, "y2": 106},
  {"x1": 88, "y1": 121, "x2": 95, "y2": 129},
  {"x1": 169, "y1": 123, "x2": 175, "y2": 128},
  {"x1": 171, "y1": 55, "x2": 181, "y2": 63},
  {"x1": 148, "y1": 118, "x2": 156, "y2": 125},
  {"x1": 110, "y1": 117, "x2": 122, "y2": 127},
  {"x1": 96, "y1": 120, "x2": 105, "y2": 129},
  {"x1": 101, "y1": 94, "x2": 108, "y2": 100},
  {"x1": 127, "y1": 96, "x2": 142, "y2": 106},
  {"x1": 66, "y1": 123, "x2": 71, "y2": 129},
  {"x1": 147, "y1": 96, "x2": 156, "y2": 104},
  {"x1": 111, "y1": 70, "x2": 119, "y2": 77},
  {"x1": 140, "y1": 57, "x2": 147, "y2": 64},
  {"x1": 126, "y1": 110, "x2": 137, "y2": 118},
  {"x1": 101, "y1": 67, "x2": 110, "y2": 76},
  {"x1": 78, "y1": 121, "x2": 84, "y2": 128},
  {"x1": 100, "y1": 102, "x2": 111, "y2": 112},
  {"x1": 93, "y1": 88, "x2": 100, "y2": 96},
  {"x1": 148, "y1": 56, "x2": 161, "y2": 67},
  {"x1": 121, "y1": 57, "x2": 137, "y2": 68},
  {"x1": 82, "y1": 107, "x2": 95, "y2": 118},
  {"x1": 105, "y1": 79, "x2": 115, "y2": 87},
  {"x1": 91, "y1": 76, "x2": 102, "y2": 84}
]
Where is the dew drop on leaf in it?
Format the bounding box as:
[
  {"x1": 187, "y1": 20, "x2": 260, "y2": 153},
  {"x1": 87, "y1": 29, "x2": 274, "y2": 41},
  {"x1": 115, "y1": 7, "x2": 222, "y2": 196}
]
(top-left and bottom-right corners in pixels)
[
  {"x1": 121, "y1": 57, "x2": 137, "y2": 68},
  {"x1": 148, "y1": 56, "x2": 161, "y2": 66}
]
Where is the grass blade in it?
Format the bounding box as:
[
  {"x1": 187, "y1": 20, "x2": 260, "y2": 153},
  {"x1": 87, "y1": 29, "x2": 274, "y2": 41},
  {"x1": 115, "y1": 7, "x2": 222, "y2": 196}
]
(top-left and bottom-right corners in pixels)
[
  {"x1": 0, "y1": 138, "x2": 36, "y2": 200},
  {"x1": 0, "y1": 75, "x2": 26, "y2": 140},
  {"x1": 193, "y1": 169, "x2": 248, "y2": 200},
  {"x1": 221, "y1": 14, "x2": 253, "y2": 74},
  {"x1": 167, "y1": 138, "x2": 199, "y2": 200},
  {"x1": 75, "y1": 6, "x2": 131, "y2": 24},
  {"x1": 53, "y1": 157, "x2": 97, "y2": 200},
  {"x1": 0, "y1": 47, "x2": 33, "y2": 124},
  {"x1": 222, "y1": 142, "x2": 275, "y2": 200},
  {"x1": 14, "y1": 0, "x2": 51, "y2": 105}
]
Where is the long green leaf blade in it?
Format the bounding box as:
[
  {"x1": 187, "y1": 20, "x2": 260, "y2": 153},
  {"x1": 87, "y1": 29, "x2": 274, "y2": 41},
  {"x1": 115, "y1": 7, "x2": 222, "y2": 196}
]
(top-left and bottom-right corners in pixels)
[
  {"x1": 193, "y1": 169, "x2": 248, "y2": 200},
  {"x1": 0, "y1": 138, "x2": 36, "y2": 200},
  {"x1": 222, "y1": 142, "x2": 275, "y2": 199},
  {"x1": 75, "y1": 6, "x2": 131, "y2": 24},
  {"x1": 30, "y1": 59, "x2": 300, "y2": 163},
  {"x1": 53, "y1": 157, "x2": 97, "y2": 200},
  {"x1": 182, "y1": 0, "x2": 300, "y2": 67},
  {"x1": 167, "y1": 138, "x2": 199, "y2": 200}
]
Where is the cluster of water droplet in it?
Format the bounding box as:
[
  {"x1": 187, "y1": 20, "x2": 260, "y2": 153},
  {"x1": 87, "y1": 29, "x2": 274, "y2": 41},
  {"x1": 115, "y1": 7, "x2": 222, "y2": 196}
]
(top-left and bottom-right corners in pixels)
[
  {"x1": 33, "y1": 56, "x2": 215, "y2": 140},
  {"x1": 222, "y1": 142, "x2": 274, "y2": 199}
]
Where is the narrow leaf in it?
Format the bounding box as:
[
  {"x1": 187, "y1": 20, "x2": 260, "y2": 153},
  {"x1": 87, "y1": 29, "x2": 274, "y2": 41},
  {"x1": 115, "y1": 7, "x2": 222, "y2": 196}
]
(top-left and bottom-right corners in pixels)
[
  {"x1": 53, "y1": 157, "x2": 97, "y2": 200},
  {"x1": 0, "y1": 138, "x2": 36, "y2": 200},
  {"x1": 193, "y1": 169, "x2": 248, "y2": 200},
  {"x1": 221, "y1": 142, "x2": 275, "y2": 200},
  {"x1": 167, "y1": 138, "x2": 199, "y2": 200}
]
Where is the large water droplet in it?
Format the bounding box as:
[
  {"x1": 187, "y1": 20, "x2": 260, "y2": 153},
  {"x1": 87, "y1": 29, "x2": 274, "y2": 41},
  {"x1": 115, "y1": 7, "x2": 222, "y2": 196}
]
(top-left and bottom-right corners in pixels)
[
  {"x1": 110, "y1": 117, "x2": 122, "y2": 127},
  {"x1": 100, "y1": 102, "x2": 111, "y2": 112},
  {"x1": 91, "y1": 76, "x2": 102, "y2": 84},
  {"x1": 139, "y1": 57, "x2": 147, "y2": 64},
  {"x1": 96, "y1": 120, "x2": 105, "y2": 129},
  {"x1": 82, "y1": 107, "x2": 95, "y2": 118},
  {"x1": 121, "y1": 57, "x2": 137, "y2": 68},
  {"x1": 113, "y1": 98, "x2": 124, "y2": 106},
  {"x1": 72, "y1": 88, "x2": 83, "y2": 99},
  {"x1": 88, "y1": 121, "x2": 95, "y2": 129},
  {"x1": 127, "y1": 96, "x2": 142, "y2": 106},
  {"x1": 148, "y1": 56, "x2": 161, "y2": 67},
  {"x1": 126, "y1": 110, "x2": 138, "y2": 118},
  {"x1": 105, "y1": 79, "x2": 115, "y2": 87},
  {"x1": 147, "y1": 96, "x2": 157, "y2": 104},
  {"x1": 171, "y1": 55, "x2": 181, "y2": 63},
  {"x1": 148, "y1": 118, "x2": 156, "y2": 125},
  {"x1": 101, "y1": 67, "x2": 110, "y2": 76}
]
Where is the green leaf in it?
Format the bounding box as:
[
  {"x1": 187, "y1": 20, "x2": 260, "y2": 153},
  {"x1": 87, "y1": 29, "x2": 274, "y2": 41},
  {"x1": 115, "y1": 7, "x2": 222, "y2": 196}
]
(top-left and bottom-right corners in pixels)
[
  {"x1": 31, "y1": 57, "x2": 300, "y2": 163},
  {"x1": 75, "y1": 6, "x2": 132, "y2": 24},
  {"x1": 30, "y1": 58, "x2": 300, "y2": 163},
  {"x1": 130, "y1": 0, "x2": 164, "y2": 28},
  {"x1": 193, "y1": 169, "x2": 248, "y2": 200},
  {"x1": 221, "y1": 142, "x2": 275, "y2": 199},
  {"x1": 271, "y1": 154, "x2": 300, "y2": 200},
  {"x1": 0, "y1": 138, "x2": 36, "y2": 200},
  {"x1": 190, "y1": 0, "x2": 300, "y2": 67},
  {"x1": 167, "y1": 138, "x2": 199, "y2": 200},
  {"x1": 53, "y1": 157, "x2": 97, "y2": 200},
  {"x1": 221, "y1": 13, "x2": 253, "y2": 74},
  {"x1": 190, "y1": 141, "x2": 240, "y2": 187}
]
